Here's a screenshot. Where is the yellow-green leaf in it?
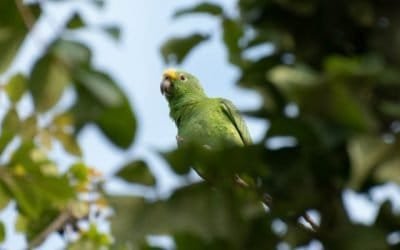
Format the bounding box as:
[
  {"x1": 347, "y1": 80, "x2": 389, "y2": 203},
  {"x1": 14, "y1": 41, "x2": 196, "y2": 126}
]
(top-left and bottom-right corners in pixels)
[{"x1": 4, "y1": 73, "x2": 27, "y2": 103}]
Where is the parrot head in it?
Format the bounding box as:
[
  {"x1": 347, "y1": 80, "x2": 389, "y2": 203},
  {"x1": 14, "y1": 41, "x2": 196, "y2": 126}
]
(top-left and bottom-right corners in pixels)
[{"x1": 160, "y1": 69, "x2": 206, "y2": 100}]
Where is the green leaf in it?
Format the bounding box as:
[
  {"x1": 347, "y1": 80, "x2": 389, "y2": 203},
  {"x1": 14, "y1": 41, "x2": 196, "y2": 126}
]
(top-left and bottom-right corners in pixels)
[
  {"x1": 222, "y1": 18, "x2": 244, "y2": 65},
  {"x1": 0, "y1": 181, "x2": 11, "y2": 210},
  {"x1": 161, "y1": 33, "x2": 209, "y2": 64},
  {"x1": 29, "y1": 54, "x2": 71, "y2": 112},
  {"x1": 0, "y1": 2, "x2": 40, "y2": 74},
  {"x1": 374, "y1": 156, "x2": 400, "y2": 184},
  {"x1": 103, "y1": 25, "x2": 121, "y2": 41},
  {"x1": 20, "y1": 115, "x2": 38, "y2": 141},
  {"x1": 0, "y1": 108, "x2": 20, "y2": 153},
  {"x1": 53, "y1": 130, "x2": 82, "y2": 156},
  {"x1": 66, "y1": 12, "x2": 85, "y2": 29},
  {"x1": 174, "y1": 3, "x2": 223, "y2": 18},
  {"x1": 73, "y1": 68, "x2": 136, "y2": 149},
  {"x1": 75, "y1": 69, "x2": 123, "y2": 107},
  {"x1": 51, "y1": 39, "x2": 92, "y2": 67},
  {"x1": 1, "y1": 175, "x2": 41, "y2": 218},
  {"x1": 68, "y1": 162, "x2": 90, "y2": 184},
  {"x1": 267, "y1": 65, "x2": 320, "y2": 90},
  {"x1": 0, "y1": 221, "x2": 5, "y2": 242},
  {"x1": 4, "y1": 73, "x2": 27, "y2": 103},
  {"x1": 347, "y1": 135, "x2": 393, "y2": 188},
  {"x1": 116, "y1": 160, "x2": 156, "y2": 186},
  {"x1": 110, "y1": 184, "x2": 263, "y2": 246}
]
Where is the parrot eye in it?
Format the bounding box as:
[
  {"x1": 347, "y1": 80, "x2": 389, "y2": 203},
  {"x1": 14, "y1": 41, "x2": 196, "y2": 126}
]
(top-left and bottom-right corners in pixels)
[{"x1": 180, "y1": 74, "x2": 187, "y2": 81}]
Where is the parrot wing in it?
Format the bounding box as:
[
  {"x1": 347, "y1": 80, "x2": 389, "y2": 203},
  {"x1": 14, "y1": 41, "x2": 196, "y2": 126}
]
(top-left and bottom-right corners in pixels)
[{"x1": 219, "y1": 98, "x2": 252, "y2": 146}]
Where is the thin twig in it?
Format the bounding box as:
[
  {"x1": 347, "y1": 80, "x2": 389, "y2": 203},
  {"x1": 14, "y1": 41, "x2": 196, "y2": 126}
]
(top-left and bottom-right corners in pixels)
[{"x1": 303, "y1": 212, "x2": 319, "y2": 232}]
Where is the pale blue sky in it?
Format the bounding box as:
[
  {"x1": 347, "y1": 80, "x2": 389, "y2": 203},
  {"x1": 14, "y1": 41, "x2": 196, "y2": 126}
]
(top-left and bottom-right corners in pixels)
[{"x1": 1, "y1": 1, "x2": 399, "y2": 249}]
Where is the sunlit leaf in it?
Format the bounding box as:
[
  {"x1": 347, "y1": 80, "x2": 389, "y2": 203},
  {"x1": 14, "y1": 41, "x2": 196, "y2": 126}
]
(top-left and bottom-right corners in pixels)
[
  {"x1": 68, "y1": 162, "x2": 89, "y2": 184},
  {"x1": 4, "y1": 73, "x2": 27, "y2": 103},
  {"x1": 161, "y1": 33, "x2": 209, "y2": 64},
  {"x1": 1, "y1": 175, "x2": 41, "y2": 218},
  {"x1": 347, "y1": 135, "x2": 393, "y2": 188},
  {"x1": 374, "y1": 156, "x2": 400, "y2": 184},
  {"x1": 20, "y1": 115, "x2": 37, "y2": 141},
  {"x1": 116, "y1": 160, "x2": 156, "y2": 186}
]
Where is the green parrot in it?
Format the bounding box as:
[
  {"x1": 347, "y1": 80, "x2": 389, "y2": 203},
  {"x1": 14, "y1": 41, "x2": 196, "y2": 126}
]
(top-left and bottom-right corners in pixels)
[{"x1": 160, "y1": 68, "x2": 252, "y2": 149}]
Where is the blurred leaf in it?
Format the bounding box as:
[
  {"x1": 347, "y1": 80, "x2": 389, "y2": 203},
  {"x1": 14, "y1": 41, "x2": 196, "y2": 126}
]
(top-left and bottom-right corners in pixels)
[
  {"x1": 174, "y1": 3, "x2": 223, "y2": 18},
  {"x1": 38, "y1": 130, "x2": 53, "y2": 150},
  {"x1": 68, "y1": 162, "x2": 90, "y2": 184},
  {"x1": 34, "y1": 175, "x2": 75, "y2": 203},
  {"x1": 73, "y1": 68, "x2": 136, "y2": 149},
  {"x1": 374, "y1": 156, "x2": 400, "y2": 184},
  {"x1": 324, "y1": 54, "x2": 384, "y2": 79},
  {"x1": 1, "y1": 174, "x2": 41, "y2": 218},
  {"x1": 15, "y1": 214, "x2": 27, "y2": 233},
  {"x1": 51, "y1": 39, "x2": 92, "y2": 66},
  {"x1": 0, "y1": 2, "x2": 40, "y2": 74},
  {"x1": 29, "y1": 54, "x2": 71, "y2": 112},
  {"x1": 0, "y1": 221, "x2": 5, "y2": 242},
  {"x1": 222, "y1": 18, "x2": 244, "y2": 65},
  {"x1": 68, "y1": 224, "x2": 111, "y2": 250},
  {"x1": 116, "y1": 160, "x2": 156, "y2": 186},
  {"x1": 4, "y1": 73, "x2": 27, "y2": 103},
  {"x1": 103, "y1": 25, "x2": 121, "y2": 41},
  {"x1": 267, "y1": 64, "x2": 320, "y2": 90},
  {"x1": 174, "y1": 232, "x2": 233, "y2": 250},
  {"x1": 93, "y1": 0, "x2": 105, "y2": 8},
  {"x1": 66, "y1": 12, "x2": 85, "y2": 29},
  {"x1": 20, "y1": 115, "x2": 37, "y2": 141},
  {"x1": 53, "y1": 130, "x2": 82, "y2": 156},
  {"x1": 328, "y1": 83, "x2": 375, "y2": 131},
  {"x1": 75, "y1": 68, "x2": 123, "y2": 107},
  {"x1": 161, "y1": 33, "x2": 209, "y2": 64},
  {"x1": 0, "y1": 182, "x2": 11, "y2": 210},
  {"x1": 25, "y1": 208, "x2": 59, "y2": 243},
  {"x1": 111, "y1": 183, "x2": 263, "y2": 246},
  {"x1": 347, "y1": 1, "x2": 375, "y2": 27},
  {"x1": 0, "y1": 108, "x2": 20, "y2": 153},
  {"x1": 379, "y1": 101, "x2": 400, "y2": 118},
  {"x1": 347, "y1": 135, "x2": 393, "y2": 188},
  {"x1": 324, "y1": 223, "x2": 389, "y2": 250}
]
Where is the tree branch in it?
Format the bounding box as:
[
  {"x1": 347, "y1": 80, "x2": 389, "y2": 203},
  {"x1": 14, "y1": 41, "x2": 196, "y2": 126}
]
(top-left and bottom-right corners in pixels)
[{"x1": 15, "y1": 0, "x2": 36, "y2": 30}]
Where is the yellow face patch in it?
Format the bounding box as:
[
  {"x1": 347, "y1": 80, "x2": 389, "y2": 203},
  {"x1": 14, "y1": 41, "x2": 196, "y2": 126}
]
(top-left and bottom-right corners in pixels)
[{"x1": 163, "y1": 68, "x2": 178, "y2": 80}]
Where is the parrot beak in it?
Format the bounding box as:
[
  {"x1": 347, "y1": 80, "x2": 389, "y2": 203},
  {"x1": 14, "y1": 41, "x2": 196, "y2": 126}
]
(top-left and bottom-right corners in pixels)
[
  {"x1": 161, "y1": 69, "x2": 178, "y2": 96},
  {"x1": 160, "y1": 78, "x2": 171, "y2": 96}
]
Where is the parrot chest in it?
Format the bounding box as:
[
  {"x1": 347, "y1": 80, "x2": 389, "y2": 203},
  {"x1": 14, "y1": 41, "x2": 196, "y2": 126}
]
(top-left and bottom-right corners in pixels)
[{"x1": 177, "y1": 102, "x2": 242, "y2": 147}]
